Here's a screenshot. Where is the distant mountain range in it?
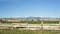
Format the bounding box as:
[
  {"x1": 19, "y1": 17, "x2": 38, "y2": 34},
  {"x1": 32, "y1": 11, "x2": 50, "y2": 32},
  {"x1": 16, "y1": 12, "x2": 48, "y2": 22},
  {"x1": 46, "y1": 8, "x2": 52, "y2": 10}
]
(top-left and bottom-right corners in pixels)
[{"x1": 1, "y1": 17, "x2": 60, "y2": 21}]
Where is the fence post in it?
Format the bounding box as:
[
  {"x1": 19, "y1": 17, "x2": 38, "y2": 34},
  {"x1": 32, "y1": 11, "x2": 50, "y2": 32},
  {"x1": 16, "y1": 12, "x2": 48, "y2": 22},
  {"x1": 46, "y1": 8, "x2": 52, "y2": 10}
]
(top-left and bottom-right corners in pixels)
[
  {"x1": 41, "y1": 20, "x2": 44, "y2": 33},
  {"x1": 59, "y1": 21, "x2": 60, "y2": 31}
]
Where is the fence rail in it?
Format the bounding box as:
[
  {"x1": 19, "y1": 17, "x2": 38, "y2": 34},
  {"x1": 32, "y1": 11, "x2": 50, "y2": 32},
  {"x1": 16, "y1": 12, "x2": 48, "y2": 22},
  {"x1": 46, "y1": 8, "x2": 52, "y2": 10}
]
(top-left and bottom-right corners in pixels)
[{"x1": 0, "y1": 23, "x2": 60, "y2": 30}]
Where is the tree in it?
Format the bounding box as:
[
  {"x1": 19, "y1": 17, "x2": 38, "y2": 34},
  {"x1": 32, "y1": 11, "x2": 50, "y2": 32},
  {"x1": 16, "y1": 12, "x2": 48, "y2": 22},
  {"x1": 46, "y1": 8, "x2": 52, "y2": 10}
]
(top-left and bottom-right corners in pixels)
[{"x1": 0, "y1": 18, "x2": 2, "y2": 23}]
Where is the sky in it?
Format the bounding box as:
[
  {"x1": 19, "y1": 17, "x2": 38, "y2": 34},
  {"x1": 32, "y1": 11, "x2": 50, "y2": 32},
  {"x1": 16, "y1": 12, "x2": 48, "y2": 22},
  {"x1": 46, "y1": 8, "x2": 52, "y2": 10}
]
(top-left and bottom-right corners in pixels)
[{"x1": 0, "y1": 0, "x2": 60, "y2": 18}]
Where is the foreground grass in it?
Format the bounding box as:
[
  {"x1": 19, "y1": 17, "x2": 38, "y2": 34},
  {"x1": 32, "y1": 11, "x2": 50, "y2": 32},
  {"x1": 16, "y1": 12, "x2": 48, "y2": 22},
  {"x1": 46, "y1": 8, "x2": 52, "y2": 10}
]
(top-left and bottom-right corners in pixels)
[{"x1": 0, "y1": 29, "x2": 58, "y2": 34}]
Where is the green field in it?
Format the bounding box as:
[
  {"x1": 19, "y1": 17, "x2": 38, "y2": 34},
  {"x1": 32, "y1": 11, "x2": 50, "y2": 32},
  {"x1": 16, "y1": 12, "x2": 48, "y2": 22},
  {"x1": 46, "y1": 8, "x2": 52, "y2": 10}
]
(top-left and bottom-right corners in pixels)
[
  {"x1": 1, "y1": 21, "x2": 59, "y2": 24},
  {"x1": 0, "y1": 29, "x2": 58, "y2": 34},
  {"x1": 43, "y1": 21, "x2": 59, "y2": 24}
]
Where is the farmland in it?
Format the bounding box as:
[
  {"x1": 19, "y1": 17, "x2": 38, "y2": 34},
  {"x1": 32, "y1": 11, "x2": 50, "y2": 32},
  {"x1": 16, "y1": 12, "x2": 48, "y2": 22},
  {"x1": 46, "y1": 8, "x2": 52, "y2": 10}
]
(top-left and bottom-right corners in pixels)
[
  {"x1": 0, "y1": 20, "x2": 59, "y2": 24},
  {"x1": 0, "y1": 20, "x2": 60, "y2": 34}
]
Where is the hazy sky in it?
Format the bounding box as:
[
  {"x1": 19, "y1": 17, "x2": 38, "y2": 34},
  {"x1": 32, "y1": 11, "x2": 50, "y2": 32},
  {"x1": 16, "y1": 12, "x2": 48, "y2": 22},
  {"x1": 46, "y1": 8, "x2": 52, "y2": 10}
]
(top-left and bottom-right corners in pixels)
[{"x1": 0, "y1": 0, "x2": 60, "y2": 18}]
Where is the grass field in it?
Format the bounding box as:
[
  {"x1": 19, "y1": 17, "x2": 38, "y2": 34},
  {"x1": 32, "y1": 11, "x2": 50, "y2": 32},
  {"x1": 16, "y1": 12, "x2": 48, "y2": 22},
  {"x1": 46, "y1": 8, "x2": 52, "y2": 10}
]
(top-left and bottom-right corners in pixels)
[
  {"x1": 0, "y1": 29, "x2": 59, "y2": 34},
  {"x1": 1, "y1": 21, "x2": 59, "y2": 24}
]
